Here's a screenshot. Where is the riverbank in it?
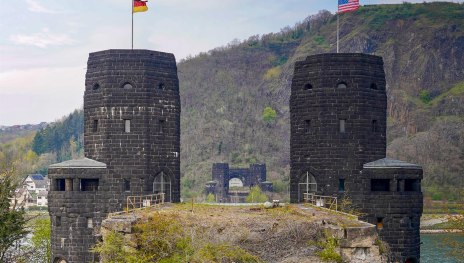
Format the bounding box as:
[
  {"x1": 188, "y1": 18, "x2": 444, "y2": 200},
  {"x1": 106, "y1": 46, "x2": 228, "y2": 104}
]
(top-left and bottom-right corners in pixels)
[{"x1": 420, "y1": 214, "x2": 463, "y2": 233}]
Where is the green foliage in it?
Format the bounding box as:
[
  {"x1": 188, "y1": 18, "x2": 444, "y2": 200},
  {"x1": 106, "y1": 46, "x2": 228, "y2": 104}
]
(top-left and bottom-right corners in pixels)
[
  {"x1": 245, "y1": 186, "x2": 268, "y2": 203},
  {"x1": 419, "y1": 90, "x2": 432, "y2": 104},
  {"x1": 32, "y1": 109, "x2": 83, "y2": 161},
  {"x1": 263, "y1": 67, "x2": 281, "y2": 81},
  {"x1": 262, "y1": 107, "x2": 277, "y2": 124},
  {"x1": 0, "y1": 167, "x2": 29, "y2": 262},
  {"x1": 95, "y1": 213, "x2": 262, "y2": 262},
  {"x1": 30, "y1": 218, "x2": 51, "y2": 263},
  {"x1": 313, "y1": 35, "x2": 326, "y2": 45},
  {"x1": 314, "y1": 230, "x2": 343, "y2": 263},
  {"x1": 206, "y1": 193, "x2": 216, "y2": 203},
  {"x1": 92, "y1": 231, "x2": 132, "y2": 263}
]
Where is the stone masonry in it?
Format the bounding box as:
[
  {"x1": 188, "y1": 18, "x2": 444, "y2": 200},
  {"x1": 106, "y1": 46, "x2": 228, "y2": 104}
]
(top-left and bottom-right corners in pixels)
[
  {"x1": 290, "y1": 53, "x2": 423, "y2": 263},
  {"x1": 48, "y1": 49, "x2": 181, "y2": 263},
  {"x1": 206, "y1": 163, "x2": 273, "y2": 202}
]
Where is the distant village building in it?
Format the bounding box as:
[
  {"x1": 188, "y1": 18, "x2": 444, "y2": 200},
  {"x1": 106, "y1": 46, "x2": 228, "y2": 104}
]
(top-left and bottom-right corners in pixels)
[
  {"x1": 206, "y1": 163, "x2": 273, "y2": 202},
  {"x1": 13, "y1": 174, "x2": 49, "y2": 208}
]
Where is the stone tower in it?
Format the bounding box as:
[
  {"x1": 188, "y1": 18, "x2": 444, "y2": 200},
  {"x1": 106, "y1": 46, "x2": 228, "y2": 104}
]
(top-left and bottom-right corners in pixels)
[
  {"x1": 48, "y1": 49, "x2": 181, "y2": 263},
  {"x1": 290, "y1": 53, "x2": 423, "y2": 263}
]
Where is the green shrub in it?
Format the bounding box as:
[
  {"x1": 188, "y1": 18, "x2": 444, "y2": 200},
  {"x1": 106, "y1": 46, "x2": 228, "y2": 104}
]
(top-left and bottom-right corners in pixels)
[
  {"x1": 314, "y1": 230, "x2": 343, "y2": 263},
  {"x1": 262, "y1": 107, "x2": 277, "y2": 124},
  {"x1": 245, "y1": 186, "x2": 268, "y2": 203},
  {"x1": 206, "y1": 193, "x2": 216, "y2": 203},
  {"x1": 419, "y1": 90, "x2": 432, "y2": 104}
]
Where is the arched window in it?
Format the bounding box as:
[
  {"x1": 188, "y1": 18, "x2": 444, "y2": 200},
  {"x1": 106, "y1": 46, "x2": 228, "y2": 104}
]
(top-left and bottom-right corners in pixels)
[
  {"x1": 122, "y1": 82, "x2": 133, "y2": 89},
  {"x1": 337, "y1": 81, "x2": 347, "y2": 89},
  {"x1": 304, "y1": 83, "x2": 313, "y2": 90},
  {"x1": 153, "y1": 172, "x2": 171, "y2": 202},
  {"x1": 298, "y1": 172, "x2": 317, "y2": 202},
  {"x1": 54, "y1": 257, "x2": 68, "y2": 263}
]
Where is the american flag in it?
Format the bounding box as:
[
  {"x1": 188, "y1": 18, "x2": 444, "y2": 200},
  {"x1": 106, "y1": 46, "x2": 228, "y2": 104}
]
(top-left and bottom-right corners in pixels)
[{"x1": 338, "y1": 0, "x2": 360, "y2": 13}]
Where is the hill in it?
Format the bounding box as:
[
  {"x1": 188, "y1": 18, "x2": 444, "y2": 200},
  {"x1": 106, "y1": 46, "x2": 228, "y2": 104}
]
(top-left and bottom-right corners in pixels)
[
  {"x1": 177, "y1": 2, "x2": 464, "y2": 200},
  {"x1": 26, "y1": 2, "x2": 464, "y2": 201}
]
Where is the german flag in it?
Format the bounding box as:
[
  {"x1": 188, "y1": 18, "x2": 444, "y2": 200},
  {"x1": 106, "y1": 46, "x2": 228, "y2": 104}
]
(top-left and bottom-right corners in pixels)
[{"x1": 133, "y1": 0, "x2": 148, "y2": 13}]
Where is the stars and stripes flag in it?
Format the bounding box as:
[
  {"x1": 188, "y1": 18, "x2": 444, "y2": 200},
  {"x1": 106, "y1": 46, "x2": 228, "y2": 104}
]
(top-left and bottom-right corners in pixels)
[
  {"x1": 133, "y1": 0, "x2": 148, "y2": 13},
  {"x1": 338, "y1": 0, "x2": 360, "y2": 13}
]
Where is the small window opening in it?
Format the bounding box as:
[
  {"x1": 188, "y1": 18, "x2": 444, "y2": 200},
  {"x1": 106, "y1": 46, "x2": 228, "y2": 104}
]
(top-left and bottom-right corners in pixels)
[
  {"x1": 305, "y1": 120, "x2": 311, "y2": 133},
  {"x1": 409, "y1": 216, "x2": 413, "y2": 228},
  {"x1": 371, "y1": 179, "x2": 390, "y2": 191},
  {"x1": 339, "y1": 119, "x2": 346, "y2": 133},
  {"x1": 56, "y1": 216, "x2": 61, "y2": 227},
  {"x1": 397, "y1": 179, "x2": 402, "y2": 192},
  {"x1": 93, "y1": 120, "x2": 98, "y2": 133},
  {"x1": 372, "y1": 120, "x2": 378, "y2": 132},
  {"x1": 56, "y1": 179, "x2": 65, "y2": 191},
  {"x1": 405, "y1": 257, "x2": 418, "y2": 263},
  {"x1": 304, "y1": 83, "x2": 313, "y2": 90},
  {"x1": 158, "y1": 83, "x2": 165, "y2": 90},
  {"x1": 124, "y1": 179, "x2": 130, "y2": 192},
  {"x1": 87, "y1": 218, "x2": 93, "y2": 229},
  {"x1": 405, "y1": 179, "x2": 420, "y2": 192},
  {"x1": 92, "y1": 83, "x2": 100, "y2": 91},
  {"x1": 376, "y1": 217, "x2": 384, "y2": 230},
  {"x1": 339, "y1": 179, "x2": 345, "y2": 192},
  {"x1": 370, "y1": 83, "x2": 378, "y2": 90},
  {"x1": 124, "y1": 119, "x2": 131, "y2": 133},
  {"x1": 123, "y1": 82, "x2": 133, "y2": 89},
  {"x1": 337, "y1": 81, "x2": 347, "y2": 89},
  {"x1": 80, "y1": 179, "x2": 99, "y2": 191},
  {"x1": 159, "y1": 120, "x2": 165, "y2": 134}
]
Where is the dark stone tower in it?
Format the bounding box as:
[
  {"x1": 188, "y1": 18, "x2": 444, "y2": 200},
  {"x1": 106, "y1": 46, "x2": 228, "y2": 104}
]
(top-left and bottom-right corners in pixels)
[
  {"x1": 48, "y1": 49, "x2": 181, "y2": 263},
  {"x1": 290, "y1": 53, "x2": 422, "y2": 263}
]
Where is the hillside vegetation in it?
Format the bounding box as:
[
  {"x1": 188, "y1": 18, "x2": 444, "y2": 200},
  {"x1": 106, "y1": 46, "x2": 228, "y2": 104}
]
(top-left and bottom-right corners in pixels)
[{"x1": 18, "y1": 2, "x2": 464, "y2": 201}]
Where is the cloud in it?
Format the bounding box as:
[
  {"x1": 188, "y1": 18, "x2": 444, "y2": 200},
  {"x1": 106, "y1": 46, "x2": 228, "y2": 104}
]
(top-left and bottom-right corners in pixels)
[
  {"x1": 26, "y1": 0, "x2": 56, "y2": 13},
  {"x1": 9, "y1": 28, "x2": 75, "y2": 48}
]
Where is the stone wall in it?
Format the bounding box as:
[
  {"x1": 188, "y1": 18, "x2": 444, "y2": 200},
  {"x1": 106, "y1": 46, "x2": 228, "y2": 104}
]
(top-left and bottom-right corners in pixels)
[{"x1": 49, "y1": 49, "x2": 181, "y2": 263}]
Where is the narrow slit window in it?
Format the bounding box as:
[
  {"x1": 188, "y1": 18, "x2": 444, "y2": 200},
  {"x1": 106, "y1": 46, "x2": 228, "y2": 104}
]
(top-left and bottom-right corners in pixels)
[
  {"x1": 370, "y1": 83, "x2": 378, "y2": 90},
  {"x1": 124, "y1": 119, "x2": 131, "y2": 133},
  {"x1": 80, "y1": 179, "x2": 99, "y2": 191},
  {"x1": 124, "y1": 179, "x2": 130, "y2": 192},
  {"x1": 93, "y1": 120, "x2": 99, "y2": 133},
  {"x1": 339, "y1": 179, "x2": 345, "y2": 192},
  {"x1": 158, "y1": 83, "x2": 165, "y2": 90},
  {"x1": 372, "y1": 120, "x2": 378, "y2": 132},
  {"x1": 56, "y1": 216, "x2": 61, "y2": 227},
  {"x1": 339, "y1": 119, "x2": 346, "y2": 133},
  {"x1": 87, "y1": 218, "x2": 93, "y2": 228},
  {"x1": 56, "y1": 179, "x2": 65, "y2": 191},
  {"x1": 305, "y1": 120, "x2": 311, "y2": 133},
  {"x1": 159, "y1": 120, "x2": 165, "y2": 134},
  {"x1": 376, "y1": 217, "x2": 384, "y2": 230}
]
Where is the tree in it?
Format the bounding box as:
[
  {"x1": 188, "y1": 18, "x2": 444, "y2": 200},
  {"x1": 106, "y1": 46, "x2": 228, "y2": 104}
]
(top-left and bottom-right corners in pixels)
[
  {"x1": 30, "y1": 218, "x2": 51, "y2": 263},
  {"x1": 0, "y1": 167, "x2": 29, "y2": 262},
  {"x1": 245, "y1": 186, "x2": 268, "y2": 203},
  {"x1": 262, "y1": 107, "x2": 277, "y2": 124}
]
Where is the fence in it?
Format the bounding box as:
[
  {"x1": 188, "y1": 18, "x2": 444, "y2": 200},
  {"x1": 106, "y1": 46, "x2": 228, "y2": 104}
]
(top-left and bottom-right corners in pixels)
[
  {"x1": 126, "y1": 193, "x2": 165, "y2": 213},
  {"x1": 303, "y1": 193, "x2": 338, "y2": 211}
]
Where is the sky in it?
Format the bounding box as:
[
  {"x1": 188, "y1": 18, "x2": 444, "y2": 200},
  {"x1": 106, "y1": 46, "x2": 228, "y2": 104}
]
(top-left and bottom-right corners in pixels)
[{"x1": 0, "y1": 0, "x2": 462, "y2": 126}]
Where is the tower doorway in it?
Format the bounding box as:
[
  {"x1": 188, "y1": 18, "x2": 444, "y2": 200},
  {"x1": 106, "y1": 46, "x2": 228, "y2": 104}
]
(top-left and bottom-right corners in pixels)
[
  {"x1": 298, "y1": 172, "x2": 317, "y2": 202},
  {"x1": 153, "y1": 172, "x2": 172, "y2": 202}
]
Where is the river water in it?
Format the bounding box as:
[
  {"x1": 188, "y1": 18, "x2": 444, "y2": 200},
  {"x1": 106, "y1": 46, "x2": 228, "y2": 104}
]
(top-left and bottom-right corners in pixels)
[{"x1": 421, "y1": 233, "x2": 464, "y2": 263}]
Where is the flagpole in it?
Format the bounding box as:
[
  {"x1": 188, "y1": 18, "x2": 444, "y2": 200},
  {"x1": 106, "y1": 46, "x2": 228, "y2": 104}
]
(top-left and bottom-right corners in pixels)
[
  {"x1": 131, "y1": 0, "x2": 134, "y2": 50},
  {"x1": 337, "y1": 13, "x2": 339, "y2": 53}
]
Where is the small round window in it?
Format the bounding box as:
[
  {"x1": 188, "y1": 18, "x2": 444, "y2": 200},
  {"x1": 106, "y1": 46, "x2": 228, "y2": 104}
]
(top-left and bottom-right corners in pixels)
[
  {"x1": 158, "y1": 83, "x2": 165, "y2": 90},
  {"x1": 92, "y1": 83, "x2": 100, "y2": 91},
  {"x1": 304, "y1": 83, "x2": 313, "y2": 90},
  {"x1": 337, "y1": 82, "x2": 347, "y2": 89},
  {"x1": 122, "y1": 82, "x2": 133, "y2": 89},
  {"x1": 370, "y1": 83, "x2": 378, "y2": 90}
]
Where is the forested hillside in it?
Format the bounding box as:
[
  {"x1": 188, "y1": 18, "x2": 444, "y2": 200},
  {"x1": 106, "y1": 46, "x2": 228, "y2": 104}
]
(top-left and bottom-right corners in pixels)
[
  {"x1": 178, "y1": 2, "x2": 464, "y2": 199},
  {"x1": 20, "y1": 2, "x2": 464, "y2": 200}
]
